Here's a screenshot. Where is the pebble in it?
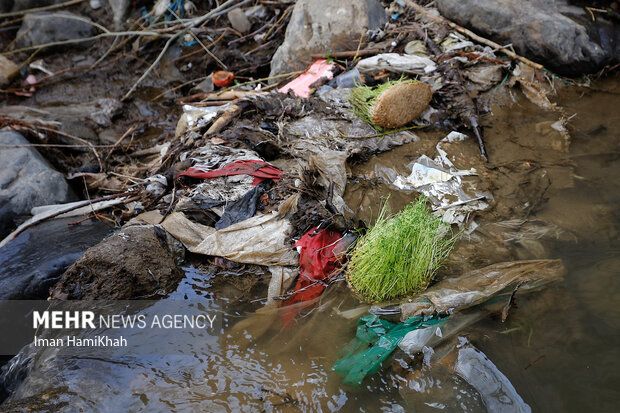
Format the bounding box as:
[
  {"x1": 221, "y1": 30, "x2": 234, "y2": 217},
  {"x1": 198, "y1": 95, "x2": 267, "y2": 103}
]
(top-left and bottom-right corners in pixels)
[{"x1": 228, "y1": 8, "x2": 251, "y2": 34}]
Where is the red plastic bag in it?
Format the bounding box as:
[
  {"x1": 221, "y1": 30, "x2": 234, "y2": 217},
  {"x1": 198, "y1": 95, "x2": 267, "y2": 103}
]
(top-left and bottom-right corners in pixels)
[
  {"x1": 179, "y1": 160, "x2": 282, "y2": 185},
  {"x1": 281, "y1": 227, "x2": 343, "y2": 324}
]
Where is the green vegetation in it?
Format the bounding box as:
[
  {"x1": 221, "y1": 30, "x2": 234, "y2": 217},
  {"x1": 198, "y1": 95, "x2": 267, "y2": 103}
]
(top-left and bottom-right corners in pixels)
[
  {"x1": 346, "y1": 198, "x2": 456, "y2": 303},
  {"x1": 348, "y1": 78, "x2": 414, "y2": 131}
]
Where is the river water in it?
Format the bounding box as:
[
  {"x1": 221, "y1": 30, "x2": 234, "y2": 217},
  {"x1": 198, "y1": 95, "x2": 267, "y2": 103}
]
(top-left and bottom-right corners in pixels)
[{"x1": 1, "y1": 77, "x2": 619, "y2": 412}]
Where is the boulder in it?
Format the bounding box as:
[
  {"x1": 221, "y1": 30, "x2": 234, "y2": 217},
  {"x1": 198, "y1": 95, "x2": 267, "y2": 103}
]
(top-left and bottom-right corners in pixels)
[
  {"x1": 15, "y1": 12, "x2": 94, "y2": 49},
  {"x1": 0, "y1": 131, "x2": 74, "y2": 238},
  {"x1": 435, "y1": 0, "x2": 619, "y2": 76},
  {"x1": 52, "y1": 224, "x2": 184, "y2": 300},
  {"x1": 270, "y1": 0, "x2": 387, "y2": 77},
  {"x1": 0, "y1": 218, "x2": 112, "y2": 299}
]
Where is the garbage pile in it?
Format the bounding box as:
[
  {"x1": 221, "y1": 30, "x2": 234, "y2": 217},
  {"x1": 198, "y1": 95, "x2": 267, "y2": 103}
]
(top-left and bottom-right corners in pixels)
[{"x1": 0, "y1": 0, "x2": 592, "y2": 404}]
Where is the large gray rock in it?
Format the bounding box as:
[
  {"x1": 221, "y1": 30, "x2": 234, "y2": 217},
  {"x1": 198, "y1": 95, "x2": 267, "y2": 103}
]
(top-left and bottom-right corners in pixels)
[
  {"x1": 436, "y1": 0, "x2": 619, "y2": 76},
  {"x1": 15, "y1": 11, "x2": 94, "y2": 49},
  {"x1": 0, "y1": 131, "x2": 74, "y2": 237},
  {"x1": 270, "y1": 0, "x2": 387, "y2": 77},
  {"x1": 0, "y1": 217, "x2": 111, "y2": 299}
]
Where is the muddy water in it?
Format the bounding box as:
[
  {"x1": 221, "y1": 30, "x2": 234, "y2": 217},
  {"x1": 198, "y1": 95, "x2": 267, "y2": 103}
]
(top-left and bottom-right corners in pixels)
[{"x1": 3, "y1": 78, "x2": 620, "y2": 411}]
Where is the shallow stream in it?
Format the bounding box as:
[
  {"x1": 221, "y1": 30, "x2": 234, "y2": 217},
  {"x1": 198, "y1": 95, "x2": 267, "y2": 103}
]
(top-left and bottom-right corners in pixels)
[{"x1": 2, "y1": 77, "x2": 619, "y2": 412}]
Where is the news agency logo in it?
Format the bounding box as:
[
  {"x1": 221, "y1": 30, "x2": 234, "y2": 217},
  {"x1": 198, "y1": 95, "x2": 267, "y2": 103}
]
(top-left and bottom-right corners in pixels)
[
  {"x1": 31, "y1": 310, "x2": 218, "y2": 349},
  {"x1": 32, "y1": 311, "x2": 218, "y2": 330}
]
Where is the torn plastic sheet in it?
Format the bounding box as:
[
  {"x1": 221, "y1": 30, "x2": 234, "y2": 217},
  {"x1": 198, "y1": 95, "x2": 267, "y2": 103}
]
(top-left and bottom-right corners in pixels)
[
  {"x1": 356, "y1": 53, "x2": 437, "y2": 74},
  {"x1": 280, "y1": 227, "x2": 345, "y2": 325},
  {"x1": 267, "y1": 266, "x2": 297, "y2": 305},
  {"x1": 182, "y1": 145, "x2": 267, "y2": 203},
  {"x1": 393, "y1": 131, "x2": 490, "y2": 225},
  {"x1": 400, "y1": 338, "x2": 531, "y2": 413},
  {"x1": 464, "y1": 63, "x2": 505, "y2": 92},
  {"x1": 395, "y1": 259, "x2": 565, "y2": 319},
  {"x1": 333, "y1": 314, "x2": 446, "y2": 386},
  {"x1": 179, "y1": 160, "x2": 282, "y2": 186},
  {"x1": 440, "y1": 33, "x2": 475, "y2": 52},
  {"x1": 454, "y1": 341, "x2": 531, "y2": 412},
  {"x1": 278, "y1": 59, "x2": 335, "y2": 98},
  {"x1": 511, "y1": 63, "x2": 557, "y2": 111},
  {"x1": 283, "y1": 227, "x2": 343, "y2": 305},
  {"x1": 145, "y1": 174, "x2": 168, "y2": 195},
  {"x1": 214, "y1": 185, "x2": 262, "y2": 230},
  {"x1": 283, "y1": 139, "x2": 351, "y2": 214},
  {"x1": 161, "y1": 211, "x2": 298, "y2": 266}
]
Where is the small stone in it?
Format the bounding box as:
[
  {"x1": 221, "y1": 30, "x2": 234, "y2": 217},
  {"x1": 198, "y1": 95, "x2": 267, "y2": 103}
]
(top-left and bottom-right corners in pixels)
[
  {"x1": 227, "y1": 8, "x2": 251, "y2": 34},
  {"x1": 371, "y1": 81, "x2": 433, "y2": 129},
  {"x1": 404, "y1": 40, "x2": 427, "y2": 56},
  {"x1": 0, "y1": 55, "x2": 19, "y2": 87}
]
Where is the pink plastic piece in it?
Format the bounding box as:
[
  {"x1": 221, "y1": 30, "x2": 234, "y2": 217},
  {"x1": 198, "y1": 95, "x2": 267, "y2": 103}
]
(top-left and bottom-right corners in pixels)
[{"x1": 278, "y1": 59, "x2": 335, "y2": 98}]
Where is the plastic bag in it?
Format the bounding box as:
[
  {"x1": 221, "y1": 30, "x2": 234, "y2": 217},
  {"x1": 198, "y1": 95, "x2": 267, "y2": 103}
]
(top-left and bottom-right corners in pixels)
[
  {"x1": 333, "y1": 314, "x2": 445, "y2": 386},
  {"x1": 179, "y1": 160, "x2": 282, "y2": 186},
  {"x1": 214, "y1": 185, "x2": 262, "y2": 230},
  {"x1": 397, "y1": 259, "x2": 565, "y2": 319},
  {"x1": 161, "y1": 211, "x2": 298, "y2": 266},
  {"x1": 400, "y1": 337, "x2": 531, "y2": 412},
  {"x1": 283, "y1": 227, "x2": 343, "y2": 305},
  {"x1": 356, "y1": 53, "x2": 437, "y2": 74},
  {"x1": 393, "y1": 131, "x2": 490, "y2": 226}
]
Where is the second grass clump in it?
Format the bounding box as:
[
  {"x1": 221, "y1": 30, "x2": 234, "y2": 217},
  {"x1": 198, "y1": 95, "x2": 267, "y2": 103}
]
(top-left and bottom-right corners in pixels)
[
  {"x1": 346, "y1": 198, "x2": 456, "y2": 303},
  {"x1": 349, "y1": 78, "x2": 432, "y2": 130}
]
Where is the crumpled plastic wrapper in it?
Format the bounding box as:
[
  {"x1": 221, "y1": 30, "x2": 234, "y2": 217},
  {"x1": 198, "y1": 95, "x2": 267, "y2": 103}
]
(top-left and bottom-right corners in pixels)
[
  {"x1": 161, "y1": 211, "x2": 299, "y2": 267},
  {"x1": 393, "y1": 131, "x2": 491, "y2": 226}
]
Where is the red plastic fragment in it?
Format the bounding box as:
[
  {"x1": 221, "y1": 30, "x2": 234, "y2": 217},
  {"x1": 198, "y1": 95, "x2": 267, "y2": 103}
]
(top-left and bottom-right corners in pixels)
[
  {"x1": 179, "y1": 160, "x2": 282, "y2": 185},
  {"x1": 278, "y1": 59, "x2": 335, "y2": 98},
  {"x1": 281, "y1": 227, "x2": 343, "y2": 325},
  {"x1": 212, "y1": 70, "x2": 235, "y2": 87}
]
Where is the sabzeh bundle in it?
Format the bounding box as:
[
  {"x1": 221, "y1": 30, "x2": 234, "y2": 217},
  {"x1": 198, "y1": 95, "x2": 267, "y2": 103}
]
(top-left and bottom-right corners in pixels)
[
  {"x1": 346, "y1": 198, "x2": 456, "y2": 303},
  {"x1": 349, "y1": 78, "x2": 432, "y2": 130}
]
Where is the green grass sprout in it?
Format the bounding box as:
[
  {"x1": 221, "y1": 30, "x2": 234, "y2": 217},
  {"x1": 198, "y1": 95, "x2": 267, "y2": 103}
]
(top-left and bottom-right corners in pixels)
[{"x1": 346, "y1": 197, "x2": 457, "y2": 303}]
